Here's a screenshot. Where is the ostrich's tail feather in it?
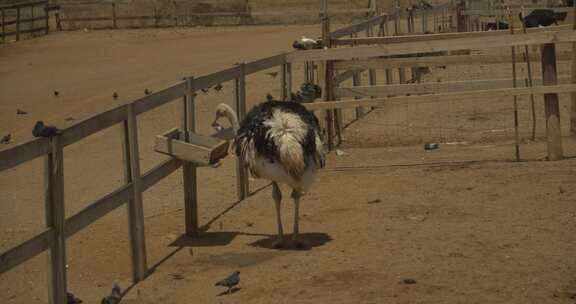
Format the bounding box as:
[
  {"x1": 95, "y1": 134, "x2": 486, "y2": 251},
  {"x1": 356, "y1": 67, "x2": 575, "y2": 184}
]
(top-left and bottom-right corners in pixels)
[{"x1": 264, "y1": 110, "x2": 308, "y2": 180}]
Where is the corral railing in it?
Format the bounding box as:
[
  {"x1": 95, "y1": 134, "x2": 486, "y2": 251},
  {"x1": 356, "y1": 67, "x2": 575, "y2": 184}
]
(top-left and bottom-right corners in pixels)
[
  {"x1": 0, "y1": 0, "x2": 55, "y2": 43},
  {"x1": 0, "y1": 13, "x2": 386, "y2": 304}
]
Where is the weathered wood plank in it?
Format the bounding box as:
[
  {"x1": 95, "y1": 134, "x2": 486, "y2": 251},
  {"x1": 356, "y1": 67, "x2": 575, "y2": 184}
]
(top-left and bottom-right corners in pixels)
[
  {"x1": 464, "y1": 7, "x2": 573, "y2": 16},
  {"x1": 333, "y1": 51, "x2": 573, "y2": 70},
  {"x1": 122, "y1": 103, "x2": 148, "y2": 282},
  {"x1": 234, "y1": 64, "x2": 249, "y2": 199},
  {"x1": 195, "y1": 66, "x2": 240, "y2": 91},
  {"x1": 332, "y1": 25, "x2": 570, "y2": 46},
  {"x1": 0, "y1": 0, "x2": 47, "y2": 10},
  {"x1": 305, "y1": 84, "x2": 576, "y2": 111},
  {"x1": 541, "y1": 44, "x2": 563, "y2": 160},
  {"x1": 182, "y1": 77, "x2": 198, "y2": 237},
  {"x1": 133, "y1": 81, "x2": 186, "y2": 114},
  {"x1": 0, "y1": 228, "x2": 54, "y2": 274},
  {"x1": 336, "y1": 77, "x2": 572, "y2": 98},
  {"x1": 330, "y1": 15, "x2": 386, "y2": 39},
  {"x1": 244, "y1": 53, "x2": 286, "y2": 75},
  {"x1": 287, "y1": 30, "x2": 576, "y2": 62},
  {"x1": 44, "y1": 136, "x2": 67, "y2": 304}
]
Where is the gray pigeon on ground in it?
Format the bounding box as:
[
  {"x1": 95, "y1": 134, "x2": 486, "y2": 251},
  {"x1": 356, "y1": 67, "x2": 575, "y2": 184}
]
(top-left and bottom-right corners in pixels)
[
  {"x1": 1, "y1": 133, "x2": 11, "y2": 144},
  {"x1": 67, "y1": 292, "x2": 82, "y2": 304},
  {"x1": 101, "y1": 283, "x2": 121, "y2": 304},
  {"x1": 215, "y1": 271, "x2": 240, "y2": 294}
]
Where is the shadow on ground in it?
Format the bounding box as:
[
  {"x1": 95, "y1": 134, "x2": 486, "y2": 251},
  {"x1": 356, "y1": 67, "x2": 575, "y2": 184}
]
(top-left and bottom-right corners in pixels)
[{"x1": 248, "y1": 232, "x2": 333, "y2": 251}]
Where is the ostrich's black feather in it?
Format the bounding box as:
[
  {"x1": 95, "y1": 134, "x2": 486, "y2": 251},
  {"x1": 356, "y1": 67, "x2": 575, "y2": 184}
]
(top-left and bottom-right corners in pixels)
[{"x1": 234, "y1": 100, "x2": 324, "y2": 170}]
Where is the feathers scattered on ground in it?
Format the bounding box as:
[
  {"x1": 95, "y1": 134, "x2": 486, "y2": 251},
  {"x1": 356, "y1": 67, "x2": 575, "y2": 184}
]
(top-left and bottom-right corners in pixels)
[
  {"x1": 32, "y1": 121, "x2": 62, "y2": 138},
  {"x1": 215, "y1": 271, "x2": 240, "y2": 294},
  {"x1": 101, "y1": 283, "x2": 121, "y2": 304},
  {"x1": 1, "y1": 134, "x2": 11, "y2": 144},
  {"x1": 16, "y1": 108, "x2": 27, "y2": 115},
  {"x1": 67, "y1": 292, "x2": 82, "y2": 304}
]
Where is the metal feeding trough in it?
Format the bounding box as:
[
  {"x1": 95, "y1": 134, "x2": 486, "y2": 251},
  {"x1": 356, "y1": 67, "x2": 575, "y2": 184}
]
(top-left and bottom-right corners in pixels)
[{"x1": 154, "y1": 128, "x2": 231, "y2": 166}]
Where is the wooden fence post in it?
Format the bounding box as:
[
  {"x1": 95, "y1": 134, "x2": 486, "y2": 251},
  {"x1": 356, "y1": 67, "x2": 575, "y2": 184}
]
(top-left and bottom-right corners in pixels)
[
  {"x1": 571, "y1": 3, "x2": 576, "y2": 136},
  {"x1": 541, "y1": 43, "x2": 564, "y2": 160},
  {"x1": 182, "y1": 77, "x2": 199, "y2": 236},
  {"x1": 1, "y1": 8, "x2": 5, "y2": 43},
  {"x1": 234, "y1": 63, "x2": 249, "y2": 199},
  {"x1": 153, "y1": 5, "x2": 159, "y2": 27},
  {"x1": 112, "y1": 2, "x2": 117, "y2": 29},
  {"x1": 44, "y1": 4, "x2": 49, "y2": 34},
  {"x1": 16, "y1": 7, "x2": 20, "y2": 41},
  {"x1": 30, "y1": 4, "x2": 34, "y2": 34},
  {"x1": 45, "y1": 135, "x2": 67, "y2": 304},
  {"x1": 321, "y1": 11, "x2": 336, "y2": 150},
  {"x1": 122, "y1": 103, "x2": 148, "y2": 282},
  {"x1": 281, "y1": 62, "x2": 292, "y2": 100}
]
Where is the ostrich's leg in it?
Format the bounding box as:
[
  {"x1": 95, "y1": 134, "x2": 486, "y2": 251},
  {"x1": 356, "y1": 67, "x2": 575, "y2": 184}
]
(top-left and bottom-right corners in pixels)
[
  {"x1": 291, "y1": 190, "x2": 304, "y2": 248},
  {"x1": 272, "y1": 182, "x2": 285, "y2": 248}
]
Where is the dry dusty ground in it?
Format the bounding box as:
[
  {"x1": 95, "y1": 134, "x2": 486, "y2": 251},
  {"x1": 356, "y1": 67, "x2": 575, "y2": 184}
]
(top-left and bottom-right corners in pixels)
[{"x1": 1, "y1": 25, "x2": 576, "y2": 304}]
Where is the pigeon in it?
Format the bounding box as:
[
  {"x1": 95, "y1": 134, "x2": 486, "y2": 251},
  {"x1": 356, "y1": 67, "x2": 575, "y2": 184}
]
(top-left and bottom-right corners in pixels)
[
  {"x1": 67, "y1": 292, "x2": 82, "y2": 304},
  {"x1": 112, "y1": 92, "x2": 119, "y2": 99},
  {"x1": 16, "y1": 108, "x2": 28, "y2": 115},
  {"x1": 266, "y1": 93, "x2": 274, "y2": 101},
  {"x1": 215, "y1": 271, "x2": 240, "y2": 294},
  {"x1": 266, "y1": 72, "x2": 278, "y2": 78},
  {"x1": 213, "y1": 83, "x2": 223, "y2": 91},
  {"x1": 201, "y1": 88, "x2": 210, "y2": 94},
  {"x1": 53, "y1": 91, "x2": 59, "y2": 97},
  {"x1": 32, "y1": 121, "x2": 62, "y2": 138},
  {"x1": 101, "y1": 283, "x2": 121, "y2": 304},
  {"x1": 1, "y1": 133, "x2": 11, "y2": 144},
  {"x1": 144, "y1": 89, "x2": 151, "y2": 95}
]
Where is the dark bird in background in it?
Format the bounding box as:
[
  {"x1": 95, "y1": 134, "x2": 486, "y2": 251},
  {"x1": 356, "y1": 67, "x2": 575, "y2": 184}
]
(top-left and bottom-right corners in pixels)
[
  {"x1": 213, "y1": 83, "x2": 223, "y2": 91},
  {"x1": 112, "y1": 92, "x2": 119, "y2": 99},
  {"x1": 1, "y1": 134, "x2": 11, "y2": 144},
  {"x1": 266, "y1": 93, "x2": 274, "y2": 101},
  {"x1": 266, "y1": 72, "x2": 278, "y2": 78},
  {"x1": 101, "y1": 283, "x2": 121, "y2": 304},
  {"x1": 53, "y1": 91, "x2": 59, "y2": 97},
  {"x1": 144, "y1": 89, "x2": 151, "y2": 95},
  {"x1": 484, "y1": 21, "x2": 509, "y2": 31},
  {"x1": 215, "y1": 271, "x2": 240, "y2": 294},
  {"x1": 32, "y1": 121, "x2": 62, "y2": 138},
  {"x1": 16, "y1": 108, "x2": 28, "y2": 115},
  {"x1": 292, "y1": 36, "x2": 323, "y2": 50},
  {"x1": 201, "y1": 87, "x2": 210, "y2": 94},
  {"x1": 521, "y1": 9, "x2": 567, "y2": 28},
  {"x1": 67, "y1": 292, "x2": 82, "y2": 304},
  {"x1": 290, "y1": 83, "x2": 322, "y2": 103}
]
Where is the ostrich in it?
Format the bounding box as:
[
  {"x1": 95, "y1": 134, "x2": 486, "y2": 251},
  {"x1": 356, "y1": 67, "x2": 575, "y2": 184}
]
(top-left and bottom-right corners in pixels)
[{"x1": 212, "y1": 100, "x2": 325, "y2": 248}]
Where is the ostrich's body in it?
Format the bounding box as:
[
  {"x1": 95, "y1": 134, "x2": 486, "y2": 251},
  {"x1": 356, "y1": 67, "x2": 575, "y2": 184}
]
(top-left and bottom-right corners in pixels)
[{"x1": 213, "y1": 100, "x2": 325, "y2": 248}]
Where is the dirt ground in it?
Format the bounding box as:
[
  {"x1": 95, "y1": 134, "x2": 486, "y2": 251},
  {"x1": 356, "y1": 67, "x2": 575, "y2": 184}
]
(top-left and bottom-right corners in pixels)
[{"x1": 1, "y1": 25, "x2": 576, "y2": 304}]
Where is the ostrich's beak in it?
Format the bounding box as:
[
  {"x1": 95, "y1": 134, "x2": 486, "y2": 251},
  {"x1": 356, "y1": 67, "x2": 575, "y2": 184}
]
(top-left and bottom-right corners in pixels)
[{"x1": 211, "y1": 119, "x2": 223, "y2": 132}]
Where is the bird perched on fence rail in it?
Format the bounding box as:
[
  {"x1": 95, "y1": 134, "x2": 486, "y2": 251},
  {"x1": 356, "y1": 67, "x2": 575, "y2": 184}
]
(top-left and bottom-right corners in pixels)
[
  {"x1": 212, "y1": 99, "x2": 325, "y2": 248},
  {"x1": 32, "y1": 121, "x2": 62, "y2": 138},
  {"x1": 215, "y1": 271, "x2": 240, "y2": 294}
]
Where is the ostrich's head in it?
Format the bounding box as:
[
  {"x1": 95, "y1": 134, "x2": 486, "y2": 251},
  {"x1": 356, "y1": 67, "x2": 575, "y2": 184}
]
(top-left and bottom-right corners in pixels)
[{"x1": 212, "y1": 103, "x2": 238, "y2": 132}]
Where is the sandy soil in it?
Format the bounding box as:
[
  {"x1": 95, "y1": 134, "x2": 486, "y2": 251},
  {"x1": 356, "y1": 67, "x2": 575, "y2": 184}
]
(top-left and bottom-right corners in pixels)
[{"x1": 1, "y1": 25, "x2": 576, "y2": 304}]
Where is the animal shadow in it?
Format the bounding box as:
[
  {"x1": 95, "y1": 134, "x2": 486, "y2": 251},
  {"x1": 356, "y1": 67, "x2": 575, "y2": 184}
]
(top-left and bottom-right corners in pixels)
[
  {"x1": 169, "y1": 231, "x2": 239, "y2": 247},
  {"x1": 248, "y1": 232, "x2": 332, "y2": 251},
  {"x1": 217, "y1": 287, "x2": 241, "y2": 296}
]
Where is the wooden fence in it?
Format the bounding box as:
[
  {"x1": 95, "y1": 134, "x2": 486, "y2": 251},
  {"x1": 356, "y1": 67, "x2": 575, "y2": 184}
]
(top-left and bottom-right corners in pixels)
[
  {"x1": 55, "y1": 0, "x2": 379, "y2": 30},
  {"x1": 0, "y1": 13, "x2": 386, "y2": 304},
  {"x1": 0, "y1": 0, "x2": 53, "y2": 43}
]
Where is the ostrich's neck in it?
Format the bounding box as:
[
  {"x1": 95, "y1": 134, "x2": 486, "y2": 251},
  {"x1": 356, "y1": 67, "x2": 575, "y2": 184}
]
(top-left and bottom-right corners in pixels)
[{"x1": 223, "y1": 104, "x2": 241, "y2": 132}]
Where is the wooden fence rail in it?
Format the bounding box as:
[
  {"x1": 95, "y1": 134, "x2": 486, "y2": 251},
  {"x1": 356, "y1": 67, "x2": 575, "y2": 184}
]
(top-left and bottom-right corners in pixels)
[
  {"x1": 0, "y1": 15, "x2": 383, "y2": 304},
  {"x1": 0, "y1": 0, "x2": 50, "y2": 43}
]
